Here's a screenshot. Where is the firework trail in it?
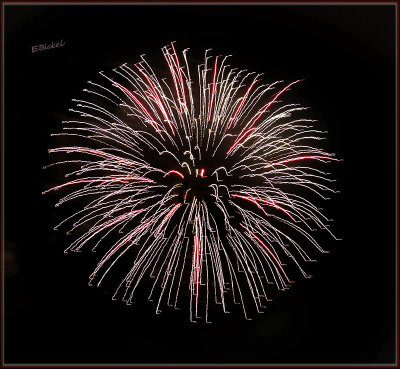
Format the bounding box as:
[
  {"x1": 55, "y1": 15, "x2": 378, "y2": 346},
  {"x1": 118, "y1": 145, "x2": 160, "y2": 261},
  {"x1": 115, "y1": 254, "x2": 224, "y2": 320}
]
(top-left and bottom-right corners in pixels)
[{"x1": 44, "y1": 43, "x2": 341, "y2": 322}]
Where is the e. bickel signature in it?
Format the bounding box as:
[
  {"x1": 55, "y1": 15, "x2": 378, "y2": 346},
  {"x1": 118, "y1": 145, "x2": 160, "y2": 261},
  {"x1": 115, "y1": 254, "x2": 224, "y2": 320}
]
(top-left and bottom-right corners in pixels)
[{"x1": 32, "y1": 39, "x2": 65, "y2": 54}]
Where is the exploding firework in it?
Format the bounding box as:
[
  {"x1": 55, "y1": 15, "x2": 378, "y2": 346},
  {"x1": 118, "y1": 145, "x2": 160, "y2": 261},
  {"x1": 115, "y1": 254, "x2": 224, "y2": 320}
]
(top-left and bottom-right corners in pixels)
[{"x1": 44, "y1": 43, "x2": 341, "y2": 322}]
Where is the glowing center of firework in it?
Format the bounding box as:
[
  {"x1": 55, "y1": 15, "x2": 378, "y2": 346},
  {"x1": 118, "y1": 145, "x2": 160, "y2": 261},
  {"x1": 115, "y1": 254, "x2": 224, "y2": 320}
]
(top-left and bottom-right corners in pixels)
[
  {"x1": 196, "y1": 168, "x2": 206, "y2": 178},
  {"x1": 181, "y1": 168, "x2": 213, "y2": 202}
]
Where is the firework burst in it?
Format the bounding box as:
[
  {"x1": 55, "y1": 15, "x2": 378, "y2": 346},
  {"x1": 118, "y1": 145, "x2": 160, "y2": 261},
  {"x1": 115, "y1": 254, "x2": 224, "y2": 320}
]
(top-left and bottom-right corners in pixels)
[{"x1": 44, "y1": 43, "x2": 341, "y2": 322}]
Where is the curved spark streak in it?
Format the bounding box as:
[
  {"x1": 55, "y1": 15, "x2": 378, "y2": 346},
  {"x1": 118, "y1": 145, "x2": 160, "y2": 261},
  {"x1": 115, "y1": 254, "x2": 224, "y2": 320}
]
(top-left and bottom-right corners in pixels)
[
  {"x1": 227, "y1": 78, "x2": 259, "y2": 130},
  {"x1": 163, "y1": 170, "x2": 185, "y2": 179},
  {"x1": 207, "y1": 55, "x2": 220, "y2": 122},
  {"x1": 43, "y1": 176, "x2": 154, "y2": 194},
  {"x1": 264, "y1": 155, "x2": 341, "y2": 169},
  {"x1": 113, "y1": 81, "x2": 163, "y2": 132},
  {"x1": 45, "y1": 43, "x2": 340, "y2": 322},
  {"x1": 134, "y1": 64, "x2": 174, "y2": 134},
  {"x1": 231, "y1": 194, "x2": 297, "y2": 222},
  {"x1": 49, "y1": 147, "x2": 139, "y2": 167},
  {"x1": 240, "y1": 224, "x2": 294, "y2": 284},
  {"x1": 226, "y1": 127, "x2": 257, "y2": 155}
]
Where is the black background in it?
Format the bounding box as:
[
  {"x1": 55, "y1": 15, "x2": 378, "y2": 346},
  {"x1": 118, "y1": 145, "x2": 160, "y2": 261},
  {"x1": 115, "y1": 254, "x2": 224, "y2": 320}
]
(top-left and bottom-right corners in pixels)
[{"x1": 3, "y1": 3, "x2": 396, "y2": 365}]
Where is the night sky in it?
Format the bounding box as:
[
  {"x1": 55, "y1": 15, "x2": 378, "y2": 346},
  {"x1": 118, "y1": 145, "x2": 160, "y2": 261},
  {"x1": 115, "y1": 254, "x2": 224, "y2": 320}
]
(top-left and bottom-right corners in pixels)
[{"x1": 3, "y1": 3, "x2": 396, "y2": 365}]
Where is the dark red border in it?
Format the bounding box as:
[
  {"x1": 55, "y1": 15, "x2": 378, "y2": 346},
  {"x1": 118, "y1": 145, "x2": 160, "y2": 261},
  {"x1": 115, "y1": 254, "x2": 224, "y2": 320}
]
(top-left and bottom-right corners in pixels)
[
  {"x1": 0, "y1": 1, "x2": 398, "y2": 368},
  {"x1": 0, "y1": 0, "x2": 399, "y2": 3}
]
